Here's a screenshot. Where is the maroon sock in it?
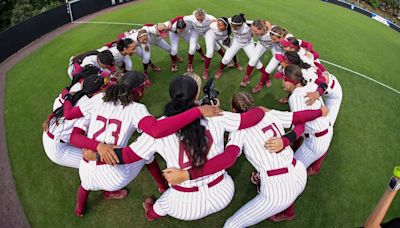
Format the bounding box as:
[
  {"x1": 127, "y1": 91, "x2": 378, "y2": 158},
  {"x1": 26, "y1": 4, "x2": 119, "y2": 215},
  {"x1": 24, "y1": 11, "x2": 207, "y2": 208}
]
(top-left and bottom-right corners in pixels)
[
  {"x1": 281, "y1": 203, "x2": 295, "y2": 217},
  {"x1": 143, "y1": 63, "x2": 149, "y2": 71},
  {"x1": 76, "y1": 185, "x2": 89, "y2": 214},
  {"x1": 309, "y1": 151, "x2": 328, "y2": 172},
  {"x1": 188, "y1": 53, "x2": 194, "y2": 64},
  {"x1": 196, "y1": 47, "x2": 204, "y2": 56},
  {"x1": 259, "y1": 68, "x2": 270, "y2": 84},
  {"x1": 204, "y1": 57, "x2": 211, "y2": 71},
  {"x1": 170, "y1": 55, "x2": 177, "y2": 64},
  {"x1": 145, "y1": 160, "x2": 167, "y2": 190},
  {"x1": 219, "y1": 62, "x2": 226, "y2": 70},
  {"x1": 217, "y1": 49, "x2": 225, "y2": 57},
  {"x1": 147, "y1": 204, "x2": 163, "y2": 219},
  {"x1": 246, "y1": 65, "x2": 254, "y2": 76}
]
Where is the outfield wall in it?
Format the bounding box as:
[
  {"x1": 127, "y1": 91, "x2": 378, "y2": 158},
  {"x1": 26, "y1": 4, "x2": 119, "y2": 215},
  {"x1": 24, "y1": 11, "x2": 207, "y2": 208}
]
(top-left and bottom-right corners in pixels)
[
  {"x1": 323, "y1": 0, "x2": 400, "y2": 33},
  {"x1": 0, "y1": 0, "x2": 134, "y2": 63}
]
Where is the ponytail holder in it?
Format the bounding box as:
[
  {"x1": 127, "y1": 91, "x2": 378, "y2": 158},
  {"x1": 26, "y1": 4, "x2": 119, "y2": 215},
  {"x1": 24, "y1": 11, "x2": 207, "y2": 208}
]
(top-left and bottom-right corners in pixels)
[{"x1": 138, "y1": 32, "x2": 148, "y2": 38}]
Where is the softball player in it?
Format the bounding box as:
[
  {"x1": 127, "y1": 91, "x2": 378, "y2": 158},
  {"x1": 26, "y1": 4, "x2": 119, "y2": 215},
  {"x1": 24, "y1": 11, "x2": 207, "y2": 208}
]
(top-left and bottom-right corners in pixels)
[
  {"x1": 68, "y1": 71, "x2": 222, "y2": 216},
  {"x1": 42, "y1": 74, "x2": 106, "y2": 169},
  {"x1": 202, "y1": 17, "x2": 242, "y2": 80},
  {"x1": 100, "y1": 76, "x2": 266, "y2": 221},
  {"x1": 97, "y1": 38, "x2": 137, "y2": 72},
  {"x1": 67, "y1": 50, "x2": 116, "y2": 79},
  {"x1": 167, "y1": 17, "x2": 205, "y2": 72},
  {"x1": 181, "y1": 8, "x2": 217, "y2": 72},
  {"x1": 282, "y1": 65, "x2": 333, "y2": 168},
  {"x1": 214, "y1": 14, "x2": 269, "y2": 87}
]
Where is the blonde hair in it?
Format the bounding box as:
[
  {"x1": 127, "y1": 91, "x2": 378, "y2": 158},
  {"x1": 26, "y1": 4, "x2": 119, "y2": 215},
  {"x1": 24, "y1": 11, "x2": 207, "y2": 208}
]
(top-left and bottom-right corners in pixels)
[
  {"x1": 194, "y1": 8, "x2": 206, "y2": 17},
  {"x1": 231, "y1": 92, "x2": 254, "y2": 113}
]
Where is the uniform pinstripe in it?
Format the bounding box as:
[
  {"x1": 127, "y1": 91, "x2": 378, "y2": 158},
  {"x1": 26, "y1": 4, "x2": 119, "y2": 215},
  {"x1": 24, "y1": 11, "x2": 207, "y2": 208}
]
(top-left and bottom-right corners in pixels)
[
  {"x1": 322, "y1": 73, "x2": 343, "y2": 125},
  {"x1": 129, "y1": 111, "x2": 243, "y2": 220},
  {"x1": 289, "y1": 83, "x2": 333, "y2": 167},
  {"x1": 76, "y1": 93, "x2": 154, "y2": 191},
  {"x1": 223, "y1": 111, "x2": 307, "y2": 228},
  {"x1": 42, "y1": 90, "x2": 89, "y2": 169},
  {"x1": 221, "y1": 23, "x2": 262, "y2": 69}
]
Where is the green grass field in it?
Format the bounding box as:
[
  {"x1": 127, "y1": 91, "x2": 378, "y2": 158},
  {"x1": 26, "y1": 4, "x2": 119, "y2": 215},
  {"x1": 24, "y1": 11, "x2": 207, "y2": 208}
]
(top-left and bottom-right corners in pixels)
[{"x1": 4, "y1": 0, "x2": 400, "y2": 227}]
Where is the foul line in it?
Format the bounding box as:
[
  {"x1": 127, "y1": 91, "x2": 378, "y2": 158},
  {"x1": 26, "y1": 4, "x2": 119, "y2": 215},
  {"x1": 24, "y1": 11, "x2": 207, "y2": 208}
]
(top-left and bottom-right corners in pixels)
[{"x1": 72, "y1": 20, "x2": 400, "y2": 96}]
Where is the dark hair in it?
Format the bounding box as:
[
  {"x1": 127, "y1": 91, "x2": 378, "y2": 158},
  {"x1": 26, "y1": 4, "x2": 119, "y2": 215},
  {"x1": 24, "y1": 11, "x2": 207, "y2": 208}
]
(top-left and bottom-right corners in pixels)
[
  {"x1": 231, "y1": 92, "x2": 254, "y2": 113},
  {"x1": 103, "y1": 71, "x2": 145, "y2": 107},
  {"x1": 286, "y1": 37, "x2": 300, "y2": 50},
  {"x1": 97, "y1": 50, "x2": 115, "y2": 66},
  {"x1": 219, "y1": 17, "x2": 231, "y2": 35},
  {"x1": 52, "y1": 74, "x2": 104, "y2": 123},
  {"x1": 116, "y1": 38, "x2": 133, "y2": 52},
  {"x1": 284, "y1": 64, "x2": 307, "y2": 86},
  {"x1": 231, "y1": 13, "x2": 246, "y2": 24},
  {"x1": 270, "y1": 26, "x2": 287, "y2": 37},
  {"x1": 68, "y1": 64, "x2": 100, "y2": 90},
  {"x1": 164, "y1": 76, "x2": 207, "y2": 169},
  {"x1": 285, "y1": 51, "x2": 311, "y2": 69},
  {"x1": 176, "y1": 19, "x2": 186, "y2": 30},
  {"x1": 72, "y1": 50, "x2": 99, "y2": 64}
]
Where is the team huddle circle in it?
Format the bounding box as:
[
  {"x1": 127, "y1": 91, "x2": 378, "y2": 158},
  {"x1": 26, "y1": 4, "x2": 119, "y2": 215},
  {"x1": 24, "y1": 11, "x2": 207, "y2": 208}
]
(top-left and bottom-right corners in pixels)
[{"x1": 43, "y1": 8, "x2": 342, "y2": 226}]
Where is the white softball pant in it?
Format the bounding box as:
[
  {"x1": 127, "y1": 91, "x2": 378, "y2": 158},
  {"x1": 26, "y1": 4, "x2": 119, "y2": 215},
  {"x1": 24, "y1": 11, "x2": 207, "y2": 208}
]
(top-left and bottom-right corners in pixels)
[
  {"x1": 222, "y1": 40, "x2": 262, "y2": 69},
  {"x1": 42, "y1": 132, "x2": 82, "y2": 169},
  {"x1": 224, "y1": 161, "x2": 307, "y2": 228},
  {"x1": 136, "y1": 44, "x2": 151, "y2": 64},
  {"x1": 188, "y1": 30, "x2": 206, "y2": 55},
  {"x1": 294, "y1": 126, "x2": 333, "y2": 168},
  {"x1": 169, "y1": 31, "x2": 201, "y2": 56},
  {"x1": 148, "y1": 36, "x2": 171, "y2": 53},
  {"x1": 79, "y1": 157, "x2": 151, "y2": 192},
  {"x1": 153, "y1": 173, "x2": 234, "y2": 221}
]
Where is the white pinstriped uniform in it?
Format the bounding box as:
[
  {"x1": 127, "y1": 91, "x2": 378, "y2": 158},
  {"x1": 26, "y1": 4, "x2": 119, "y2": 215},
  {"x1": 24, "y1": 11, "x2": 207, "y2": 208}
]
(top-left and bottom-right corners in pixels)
[
  {"x1": 221, "y1": 22, "x2": 262, "y2": 69},
  {"x1": 125, "y1": 29, "x2": 151, "y2": 64},
  {"x1": 67, "y1": 55, "x2": 111, "y2": 79},
  {"x1": 204, "y1": 21, "x2": 229, "y2": 58},
  {"x1": 42, "y1": 84, "x2": 86, "y2": 169},
  {"x1": 129, "y1": 112, "x2": 244, "y2": 220},
  {"x1": 289, "y1": 83, "x2": 333, "y2": 168},
  {"x1": 76, "y1": 93, "x2": 154, "y2": 191},
  {"x1": 97, "y1": 46, "x2": 133, "y2": 71},
  {"x1": 183, "y1": 13, "x2": 216, "y2": 55},
  {"x1": 224, "y1": 111, "x2": 307, "y2": 228},
  {"x1": 248, "y1": 27, "x2": 283, "y2": 74},
  {"x1": 302, "y1": 66, "x2": 343, "y2": 126},
  {"x1": 142, "y1": 24, "x2": 171, "y2": 52},
  {"x1": 168, "y1": 21, "x2": 201, "y2": 56}
]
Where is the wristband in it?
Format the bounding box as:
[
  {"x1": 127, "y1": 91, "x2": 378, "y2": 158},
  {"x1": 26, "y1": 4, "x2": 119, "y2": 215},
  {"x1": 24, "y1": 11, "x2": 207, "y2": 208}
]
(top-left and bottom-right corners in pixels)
[{"x1": 394, "y1": 166, "x2": 400, "y2": 178}]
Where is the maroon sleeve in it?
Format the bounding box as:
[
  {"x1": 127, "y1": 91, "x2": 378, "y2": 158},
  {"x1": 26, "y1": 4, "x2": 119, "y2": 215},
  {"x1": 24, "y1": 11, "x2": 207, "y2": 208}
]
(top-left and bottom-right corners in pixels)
[
  {"x1": 315, "y1": 77, "x2": 328, "y2": 95},
  {"x1": 292, "y1": 110, "x2": 322, "y2": 124},
  {"x1": 282, "y1": 124, "x2": 305, "y2": 148},
  {"x1": 238, "y1": 107, "x2": 265, "y2": 130},
  {"x1": 47, "y1": 113, "x2": 55, "y2": 122},
  {"x1": 119, "y1": 147, "x2": 144, "y2": 164},
  {"x1": 314, "y1": 62, "x2": 326, "y2": 73},
  {"x1": 61, "y1": 88, "x2": 69, "y2": 98},
  {"x1": 188, "y1": 145, "x2": 241, "y2": 179},
  {"x1": 310, "y1": 49, "x2": 320, "y2": 60},
  {"x1": 138, "y1": 107, "x2": 202, "y2": 138},
  {"x1": 72, "y1": 63, "x2": 83, "y2": 76},
  {"x1": 170, "y1": 16, "x2": 184, "y2": 24},
  {"x1": 300, "y1": 40, "x2": 313, "y2": 51},
  {"x1": 63, "y1": 100, "x2": 84, "y2": 120},
  {"x1": 70, "y1": 127, "x2": 99, "y2": 151}
]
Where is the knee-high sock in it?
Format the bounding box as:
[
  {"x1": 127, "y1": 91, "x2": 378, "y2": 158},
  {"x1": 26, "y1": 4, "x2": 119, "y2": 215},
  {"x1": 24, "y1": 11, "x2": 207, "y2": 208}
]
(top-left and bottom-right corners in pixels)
[
  {"x1": 217, "y1": 49, "x2": 225, "y2": 57},
  {"x1": 170, "y1": 55, "x2": 177, "y2": 64},
  {"x1": 246, "y1": 65, "x2": 254, "y2": 76},
  {"x1": 259, "y1": 67, "x2": 270, "y2": 83},
  {"x1": 76, "y1": 185, "x2": 89, "y2": 213},
  {"x1": 196, "y1": 47, "x2": 205, "y2": 56},
  {"x1": 204, "y1": 57, "x2": 211, "y2": 71},
  {"x1": 233, "y1": 55, "x2": 238, "y2": 64},
  {"x1": 309, "y1": 151, "x2": 328, "y2": 172},
  {"x1": 188, "y1": 53, "x2": 194, "y2": 64},
  {"x1": 146, "y1": 159, "x2": 167, "y2": 190},
  {"x1": 219, "y1": 62, "x2": 226, "y2": 70}
]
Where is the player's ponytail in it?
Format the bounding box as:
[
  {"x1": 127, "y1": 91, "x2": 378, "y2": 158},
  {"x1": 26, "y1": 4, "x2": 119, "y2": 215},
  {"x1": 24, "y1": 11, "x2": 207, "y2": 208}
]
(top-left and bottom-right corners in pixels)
[
  {"x1": 231, "y1": 92, "x2": 255, "y2": 113},
  {"x1": 231, "y1": 13, "x2": 246, "y2": 25},
  {"x1": 103, "y1": 71, "x2": 145, "y2": 107},
  {"x1": 285, "y1": 51, "x2": 311, "y2": 70},
  {"x1": 116, "y1": 38, "x2": 133, "y2": 52},
  {"x1": 284, "y1": 64, "x2": 307, "y2": 86},
  {"x1": 67, "y1": 65, "x2": 101, "y2": 91},
  {"x1": 52, "y1": 74, "x2": 105, "y2": 123},
  {"x1": 164, "y1": 76, "x2": 207, "y2": 169},
  {"x1": 72, "y1": 50, "x2": 99, "y2": 64}
]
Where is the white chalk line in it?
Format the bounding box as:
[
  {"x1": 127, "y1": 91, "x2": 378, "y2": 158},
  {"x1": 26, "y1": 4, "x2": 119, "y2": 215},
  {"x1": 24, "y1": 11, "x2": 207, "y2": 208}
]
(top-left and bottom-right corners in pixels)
[{"x1": 71, "y1": 20, "x2": 400, "y2": 96}]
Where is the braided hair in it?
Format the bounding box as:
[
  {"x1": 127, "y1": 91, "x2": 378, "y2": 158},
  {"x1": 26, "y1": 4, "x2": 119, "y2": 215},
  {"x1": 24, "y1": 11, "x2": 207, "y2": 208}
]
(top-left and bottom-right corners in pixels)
[
  {"x1": 285, "y1": 51, "x2": 311, "y2": 69},
  {"x1": 103, "y1": 71, "x2": 145, "y2": 107},
  {"x1": 164, "y1": 76, "x2": 208, "y2": 169},
  {"x1": 231, "y1": 92, "x2": 255, "y2": 113}
]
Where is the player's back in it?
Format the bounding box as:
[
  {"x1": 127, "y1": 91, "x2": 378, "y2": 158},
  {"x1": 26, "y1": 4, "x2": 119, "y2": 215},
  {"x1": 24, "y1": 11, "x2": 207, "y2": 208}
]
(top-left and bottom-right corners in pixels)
[
  {"x1": 289, "y1": 83, "x2": 329, "y2": 134},
  {"x1": 85, "y1": 94, "x2": 148, "y2": 147},
  {"x1": 237, "y1": 111, "x2": 294, "y2": 171}
]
